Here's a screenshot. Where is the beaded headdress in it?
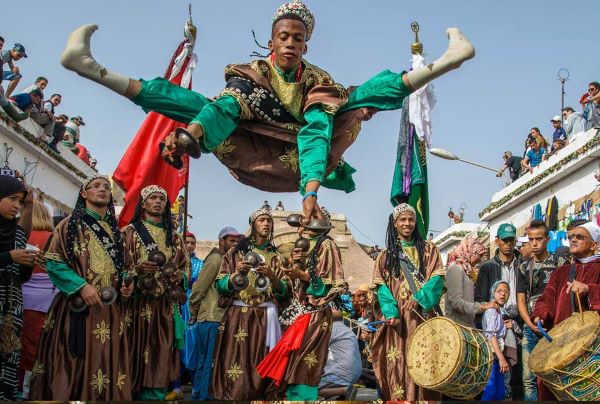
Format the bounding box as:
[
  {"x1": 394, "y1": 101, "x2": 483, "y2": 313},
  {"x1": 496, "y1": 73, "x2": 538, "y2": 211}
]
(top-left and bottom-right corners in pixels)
[
  {"x1": 82, "y1": 174, "x2": 110, "y2": 190},
  {"x1": 273, "y1": 1, "x2": 315, "y2": 40},
  {"x1": 249, "y1": 207, "x2": 273, "y2": 224},
  {"x1": 392, "y1": 203, "x2": 416, "y2": 221},
  {"x1": 140, "y1": 185, "x2": 168, "y2": 203}
]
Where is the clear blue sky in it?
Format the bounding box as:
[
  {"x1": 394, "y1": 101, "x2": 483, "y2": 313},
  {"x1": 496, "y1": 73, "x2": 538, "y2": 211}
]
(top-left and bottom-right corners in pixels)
[{"x1": 4, "y1": 0, "x2": 599, "y2": 244}]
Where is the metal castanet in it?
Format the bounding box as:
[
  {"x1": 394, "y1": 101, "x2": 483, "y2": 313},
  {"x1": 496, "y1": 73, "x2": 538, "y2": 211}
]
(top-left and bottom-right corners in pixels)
[
  {"x1": 100, "y1": 286, "x2": 118, "y2": 305},
  {"x1": 175, "y1": 127, "x2": 201, "y2": 159},
  {"x1": 148, "y1": 250, "x2": 167, "y2": 268},
  {"x1": 69, "y1": 295, "x2": 88, "y2": 312}
]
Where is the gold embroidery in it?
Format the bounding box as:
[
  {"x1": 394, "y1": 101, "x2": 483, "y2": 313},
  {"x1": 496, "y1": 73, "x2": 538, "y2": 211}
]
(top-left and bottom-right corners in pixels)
[
  {"x1": 234, "y1": 326, "x2": 248, "y2": 343},
  {"x1": 282, "y1": 122, "x2": 302, "y2": 132},
  {"x1": 124, "y1": 310, "x2": 132, "y2": 328},
  {"x1": 418, "y1": 138, "x2": 427, "y2": 166},
  {"x1": 226, "y1": 363, "x2": 244, "y2": 381},
  {"x1": 119, "y1": 321, "x2": 124, "y2": 337},
  {"x1": 116, "y1": 370, "x2": 126, "y2": 390},
  {"x1": 279, "y1": 148, "x2": 299, "y2": 173},
  {"x1": 241, "y1": 306, "x2": 248, "y2": 313},
  {"x1": 141, "y1": 303, "x2": 153, "y2": 323},
  {"x1": 90, "y1": 368, "x2": 110, "y2": 394},
  {"x1": 346, "y1": 121, "x2": 362, "y2": 141},
  {"x1": 386, "y1": 346, "x2": 401, "y2": 364},
  {"x1": 86, "y1": 222, "x2": 117, "y2": 288},
  {"x1": 42, "y1": 311, "x2": 55, "y2": 331},
  {"x1": 264, "y1": 59, "x2": 305, "y2": 122},
  {"x1": 44, "y1": 252, "x2": 62, "y2": 262},
  {"x1": 73, "y1": 238, "x2": 87, "y2": 257},
  {"x1": 321, "y1": 320, "x2": 329, "y2": 331},
  {"x1": 143, "y1": 348, "x2": 150, "y2": 365},
  {"x1": 32, "y1": 360, "x2": 44, "y2": 375},
  {"x1": 322, "y1": 103, "x2": 341, "y2": 115},
  {"x1": 220, "y1": 88, "x2": 252, "y2": 119},
  {"x1": 92, "y1": 320, "x2": 111, "y2": 344},
  {"x1": 392, "y1": 384, "x2": 405, "y2": 400},
  {"x1": 303, "y1": 351, "x2": 318, "y2": 370},
  {"x1": 214, "y1": 139, "x2": 237, "y2": 160}
]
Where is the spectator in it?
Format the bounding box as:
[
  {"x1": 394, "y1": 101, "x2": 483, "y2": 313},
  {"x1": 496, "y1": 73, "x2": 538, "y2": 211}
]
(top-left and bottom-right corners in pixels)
[
  {"x1": 549, "y1": 116, "x2": 567, "y2": 150},
  {"x1": 521, "y1": 139, "x2": 546, "y2": 174},
  {"x1": 90, "y1": 158, "x2": 98, "y2": 171},
  {"x1": 562, "y1": 107, "x2": 586, "y2": 140},
  {"x1": 583, "y1": 81, "x2": 600, "y2": 130},
  {"x1": 318, "y1": 309, "x2": 362, "y2": 390},
  {"x1": 262, "y1": 200, "x2": 271, "y2": 210},
  {"x1": 43, "y1": 95, "x2": 64, "y2": 153},
  {"x1": 0, "y1": 42, "x2": 26, "y2": 98},
  {"x1": 544, "y1": 139, "x2": 565, "y2": 160},
  {"x1": 517, "y1": 236, "x2": 532, "y2": 261},
  {"x1": 62, "y1": 115, "x2": 85, "y2": 152},
  {"x1": 74, "y1": 143, "x2": 91, "y2": 165},
  {"x1": 19, "y1": 201, "x2": 59, "y2": 398},
  {"x1": 444, "y1": 236, "x2": 496, "y2": 327},
  {"x1": 275, "y1": 201, "x2": 285, "y2": 211},
  {"x1": 496, "y1": 151, "x2": 522, "y2": 182},
  {"x1": 22, "y1": 77, "x2": 49, "y2": 107},
  {"x1": 10, "y1": 89, "x2": 55, "y2": 143},
  {"x1": 524, "y1": 127, "x2": 548, "y2": 156},
  {"x1": 0, "y1": 37, "x2": 27, "y2": 121},
  {"x1": 516, "y1": 220, "x2": 565, "y2": 401}
]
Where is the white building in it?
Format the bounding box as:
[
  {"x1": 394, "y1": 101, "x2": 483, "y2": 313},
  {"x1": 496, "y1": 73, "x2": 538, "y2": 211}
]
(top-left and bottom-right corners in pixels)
[
  {"x1": 480, "y1": 128, "x2": 600, "y2": 237},
  {"x1": 0, "y1": 113, "x2": 97, "y2": 216}
]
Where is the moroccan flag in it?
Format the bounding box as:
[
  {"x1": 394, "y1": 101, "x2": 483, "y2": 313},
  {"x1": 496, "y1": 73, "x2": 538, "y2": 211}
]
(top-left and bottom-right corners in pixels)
[{"x1": 113, "y1": 39, "x2": 195, "y2": 227}]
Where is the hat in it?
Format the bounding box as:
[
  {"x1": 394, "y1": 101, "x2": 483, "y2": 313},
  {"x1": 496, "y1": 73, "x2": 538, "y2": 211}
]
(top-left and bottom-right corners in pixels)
[
  {"x1": 516, "y1": 236, "x2": 529, "y2": 247},
  {"x1": 578, "y1": 222, "x2": 600, "y2": 243},
  {"x1": 0, "y1": 175, "x2": 27, "y2": 200},
  {"x1": 71, "y1": 115, "x2": 85, "y2": 126},
  {"x1": 29, "y1": 88, "x2": 43, "y2": 97},
  {"x1": 218, "y1": 226, "x2": 241, "y2": 240},
  {"x1": 496, "y1": 223, "x2": 516, "y2": 240},
  {"x1": 140, "y1": 184, "x2": 167, "y2": 203},
  {"x1": 550, "y1": 115, "x2": 561, "y2": 122},
  {"x1": 249, "y1": 207, "x2": 272, "y2": 224},
  {"x1": 12, "y1": 43, "x2": 27, "y2": 57},
  {"x1": 273, "y1": 1, "x2": 315, "y2": 41},
  {"x1": 392, "y1": 203, "x2": 416, "y2": 221},
  {"x1": 185, "y1": 231, "x2": 196, "y2": 240}
]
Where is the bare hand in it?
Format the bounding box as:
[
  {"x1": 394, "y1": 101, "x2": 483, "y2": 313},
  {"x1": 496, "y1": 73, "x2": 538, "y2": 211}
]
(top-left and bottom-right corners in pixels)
[
  {"x1": 170, "y1": 270, "x2": 183, "y2": 284},
  {"x1": 499, "y1": 357, "x2": 510, "y2": 373},
  {"x1": 566, "y1": 280, "x2": 589, "y2": 295},
  {"x1": 290, "y1": 247, "x2": 307, "y2": 263},
  {"x1": 387, "y1": 318, "x2": 401, "y2": 327},
  {"x1": 504, "y1": 319, "x2": 513, "y2": 329},
  {"x1": 496, "y1": 172, "x2": 502, "y2": 178},
  {"x1": 23, "y1": 187, "x2": 34, "y2": 206},
  {"x1": 137, "y1": 260, "x2": 159, "y2": 274},
  {"x1": 235, "y1": 260, "x2": 250, "y2": 274},
  {"x1": 301, "y1": 196, "x2": 324, "y2": 227},
  {"x1": 284, "y1": 265, "x2": 308, "y2": 282},
  {"x1": 531, "y1": 317, "x2": 545, "y2": 334},
  {"x1": 480, "y1": 301, "x2": 498, "y2": 311},
  {"x1": 120, "y1": 282, "x2": 134, "y2": 298},
  {"x1": 10, "y1": 249, "x2": 37, "y2": 266},
  {"x1": 80, "y1": 284, "x2": 102, "y2": 306},
  {"x1": 402, "y1": 298, "x2": 418, "y2": 312},
  {"x1": 12, "y1": 66, "x2": 19, "y2": 75}
]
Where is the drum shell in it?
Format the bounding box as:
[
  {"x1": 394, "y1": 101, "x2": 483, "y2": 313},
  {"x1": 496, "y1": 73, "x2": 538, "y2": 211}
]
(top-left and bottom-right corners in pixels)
[{"x1": 407, "y1": 317, "x2": 493, "y2": 400}]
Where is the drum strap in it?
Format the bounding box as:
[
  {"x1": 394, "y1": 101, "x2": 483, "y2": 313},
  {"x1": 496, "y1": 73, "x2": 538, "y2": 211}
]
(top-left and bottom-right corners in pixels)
[
  {"x1": 569, "y1": 263, "x2": 577, "y2": 313},
  {"x1": 398, "y1": 253, "x2": 443, "y2": 317}
]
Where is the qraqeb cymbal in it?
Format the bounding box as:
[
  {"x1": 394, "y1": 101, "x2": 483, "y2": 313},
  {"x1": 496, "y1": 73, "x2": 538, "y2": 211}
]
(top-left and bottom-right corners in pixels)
[
  {"x1": 100, "y1": 286, "x2": 118, "y2": 306},
  {"x1": 302, "y1": 219, "x2": 331, "y2": 234},
  {"x1": 148, "y1": 250, "x2": 167, "y2": 267}
]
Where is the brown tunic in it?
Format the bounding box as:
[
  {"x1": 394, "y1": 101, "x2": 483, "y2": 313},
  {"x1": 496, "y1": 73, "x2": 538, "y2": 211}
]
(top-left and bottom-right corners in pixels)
[
  {"x1": 281, "y1": 238, "x2": 345, "y2": 391},
  {"x1": 370, "y1": 241, "x2": 444, "y2": 401},
  {"x1": 121, "y1": 222, "x2": 189, "y2": 392},
  {"x1": 214, "y1": 59, "x2": 371, "y2": 192},
  {"x1": 211, "y1": 246, "x2": 285, "y2": 400},
  {"x1": 29, "y1": 216, "x2": 133, "y2": 401}
]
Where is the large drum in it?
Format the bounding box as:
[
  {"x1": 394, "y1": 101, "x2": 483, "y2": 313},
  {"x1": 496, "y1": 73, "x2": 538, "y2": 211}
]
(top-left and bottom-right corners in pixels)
[
  {"x1": 529, "y1": 311, "x2": 600, "y2": 401},
  {"x1": 407, "y1": 317, "x2": 493, "y2": 399}
]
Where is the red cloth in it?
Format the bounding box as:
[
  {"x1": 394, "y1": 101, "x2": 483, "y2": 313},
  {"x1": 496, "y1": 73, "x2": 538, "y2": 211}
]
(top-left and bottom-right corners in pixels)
[
  {"x1": 256, "y1": 313, "x2": 310, "y2": 386},
  {"x1": 113, "y1": 40, "x2": 192, "y2": 227},
  {"x1": 19, "y1": 310, "x2": 46, "y2": 371},
  {"x1": 75, "y1": 143, "x2": 91, "y2": 165},
  {"x1": 27, "y1": 230, "x2": 51, "y2": 274}
]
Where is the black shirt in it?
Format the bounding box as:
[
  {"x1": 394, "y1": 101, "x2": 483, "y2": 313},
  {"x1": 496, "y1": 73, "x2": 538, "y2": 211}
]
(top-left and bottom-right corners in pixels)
[
  {"x1": 517, "y1": 253, "x2": 565, "y2": 312},
  {"x1": 506, "y1": 156, "x2": 522, "y2": 181}
]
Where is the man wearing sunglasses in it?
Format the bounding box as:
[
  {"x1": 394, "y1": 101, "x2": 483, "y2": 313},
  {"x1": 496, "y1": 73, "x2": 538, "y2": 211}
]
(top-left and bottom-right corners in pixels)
[{"x1": 532, "y1": 219, "x2": 600, "y2": 400}]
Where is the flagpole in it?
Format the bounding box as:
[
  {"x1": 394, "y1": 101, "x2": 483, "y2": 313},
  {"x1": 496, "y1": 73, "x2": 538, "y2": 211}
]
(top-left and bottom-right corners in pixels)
[{"x1": 183, "y1": 169, "x2": 190, "y2": 234}]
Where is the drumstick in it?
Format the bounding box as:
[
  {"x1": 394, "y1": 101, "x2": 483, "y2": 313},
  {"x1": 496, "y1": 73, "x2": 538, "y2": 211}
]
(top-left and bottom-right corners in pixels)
[
  {"x1": 536, "y1": 319, "x2": 553, "y2": 342},
  {"x1": 576, "y1": 292, "x2": 583, "y2": 324}
]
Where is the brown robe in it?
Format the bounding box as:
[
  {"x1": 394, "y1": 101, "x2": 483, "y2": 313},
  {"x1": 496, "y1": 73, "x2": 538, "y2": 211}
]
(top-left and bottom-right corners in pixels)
[
  {"x1": 370, "y1": 241, "x2": 444, "y2": 401},
  {"x1": 280, "y1": 238, "x2": 345, "y2": 392},
  {"x1": 29, "y1": 216, "x2": 132, "y2": 401},
  {"x1": 211, "y1": 246, "x2": 285, "y2": 400},
  {"x1": 121, "y1": 221, "x2": 189, "y2": 393},
  {"x1": 213, "y1": 59, "x2": 372, "y2": 192}
]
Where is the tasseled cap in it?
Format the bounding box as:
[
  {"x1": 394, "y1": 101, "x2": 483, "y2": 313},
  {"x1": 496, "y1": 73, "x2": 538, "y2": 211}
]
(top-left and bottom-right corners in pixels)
[
  {"x1": 140, "y1": 185, "x2": 167, "y2": 203},
  {"x1": 249, "y1": 207, "x2": 273, "y2": 224},
  {"x1": 273, "y1": 0, "x2": 315, "y2": 40},
  {"x1": 392, "y1": 203, "x2": 416, "y2": 221}
]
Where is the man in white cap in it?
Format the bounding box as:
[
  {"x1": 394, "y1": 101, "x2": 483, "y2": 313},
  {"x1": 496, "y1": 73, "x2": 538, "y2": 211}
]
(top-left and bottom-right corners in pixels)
[
  {"x1": 532, "y1": 219, "x2": 600, "y2": 400},
  {"x1": 550, "y1": 115, "x2": 567, "y2": 149}
]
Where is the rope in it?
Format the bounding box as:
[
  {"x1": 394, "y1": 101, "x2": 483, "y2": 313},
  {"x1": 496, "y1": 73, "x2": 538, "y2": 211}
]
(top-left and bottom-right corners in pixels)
[{"x1": 346, "y1": 218, "x2": 381, "y2": 246}]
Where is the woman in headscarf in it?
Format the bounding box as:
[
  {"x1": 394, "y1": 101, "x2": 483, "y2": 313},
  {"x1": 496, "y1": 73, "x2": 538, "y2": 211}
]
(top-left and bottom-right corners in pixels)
[
  {"x1": 444, "y1": 236, "x2": 496, "y2": 327},
  {"x1": 0, "y1": 175, "x2": 36, "y2": 400}
]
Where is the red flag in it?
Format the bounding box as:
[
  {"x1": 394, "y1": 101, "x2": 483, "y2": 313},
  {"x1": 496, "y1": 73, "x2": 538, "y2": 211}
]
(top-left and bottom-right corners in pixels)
[{"x1": 113, "y1": 40, "x2": 193, "y2": 227}]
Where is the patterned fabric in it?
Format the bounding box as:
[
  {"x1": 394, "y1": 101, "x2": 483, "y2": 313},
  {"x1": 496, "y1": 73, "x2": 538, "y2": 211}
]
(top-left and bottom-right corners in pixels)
[
  {"x1": 82, "y1": 174, "x2": 110, "y2": 190},
  {"x1": 272, "y1": 1, "x2": 315, "y2": 40},
  {"x1": 249, "y1": 207, "x2": 273, "y2": 224},
  {"x1": 140, "y1": 185, "x2": 167, "y2": 203},
  {"x1": 189, "y1": 255, "x2": 204, "y2": 289}
]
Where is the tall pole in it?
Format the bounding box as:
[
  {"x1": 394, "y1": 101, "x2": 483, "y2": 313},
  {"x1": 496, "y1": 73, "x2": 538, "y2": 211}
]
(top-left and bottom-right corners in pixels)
[
  {"x1": 182, "y1": 169, "x2": 190, "y2": 234},
  {"x1": 558, "y1": 68, "x2": 570, "y2": 127}
]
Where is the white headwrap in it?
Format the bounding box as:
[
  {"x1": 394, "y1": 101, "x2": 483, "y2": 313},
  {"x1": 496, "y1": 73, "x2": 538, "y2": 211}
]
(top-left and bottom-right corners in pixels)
[
  {"x1": 578, "y1": 221, "x2": 600, "y2": 243},
  {"x1": 392, "y1": 203, "x2": 416, "y2": 221},
  {"x1": 140, "y1": 185, "x2": 168, "y2": 203}
]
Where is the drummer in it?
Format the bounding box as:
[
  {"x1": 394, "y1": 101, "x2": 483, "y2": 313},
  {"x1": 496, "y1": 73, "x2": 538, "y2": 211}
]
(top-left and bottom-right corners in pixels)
[{"x1": 532, "y1": 219, "x2": 600, "y2": 400}]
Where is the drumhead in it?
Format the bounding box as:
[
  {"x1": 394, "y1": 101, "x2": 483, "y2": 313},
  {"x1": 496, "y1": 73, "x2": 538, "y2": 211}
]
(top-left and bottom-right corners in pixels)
[
  {"x1": 530, "y1": 311, "x2": 600, "y2": 373},
  {"x1": 407, "y1": 317, "x2": 463, "y2": 388}
]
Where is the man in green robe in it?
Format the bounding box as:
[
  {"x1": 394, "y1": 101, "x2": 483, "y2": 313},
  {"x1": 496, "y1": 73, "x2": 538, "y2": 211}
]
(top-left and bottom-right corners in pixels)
[{"x1": 59, "y1": 1, "x2": 475, "y2": 221}]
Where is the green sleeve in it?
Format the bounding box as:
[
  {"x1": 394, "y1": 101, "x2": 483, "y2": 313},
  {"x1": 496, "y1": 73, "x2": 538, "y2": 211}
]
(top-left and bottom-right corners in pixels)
[
  {"x1": 297, "y1": 105, "x2": 333, "y2": 194},
  {"x1": 341, "y1": 70, "x2": 410, "y2": 112},
  {"x1": 47, "y1": 259, "x2": 87, "y2": 296},
  {"x1": 190, "y1": 95, "x2": 241, "y2": 152},
  {"x1": 413, "y1": 275, "x2": 445, "y2": 311},
  {"x1": 306, "y1": 277, "x2": 331, "y2": 297},
  {"x1": 377, "y1": 284, "x2": 400, "y2": 319},
  {"x1": 216, "y1": 275, "x2": 233, "y2": 296},
  {"x1": 274, "y1": 279, "x2": 288, "y2": 300}
]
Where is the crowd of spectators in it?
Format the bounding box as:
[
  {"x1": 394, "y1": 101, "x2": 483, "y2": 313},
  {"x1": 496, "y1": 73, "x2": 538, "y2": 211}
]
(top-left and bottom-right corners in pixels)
[
  {"x1": 498, "y1": 81, "x2": 600, "y2": 183},
  {"x1": 0, "y1": 35, "x2": 97, "y2": 171}
]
